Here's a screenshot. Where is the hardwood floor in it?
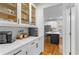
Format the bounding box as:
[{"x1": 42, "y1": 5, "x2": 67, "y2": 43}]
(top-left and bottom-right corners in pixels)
[{"x1": 41, "y1": 36, "x2": 63, "y2": 55}]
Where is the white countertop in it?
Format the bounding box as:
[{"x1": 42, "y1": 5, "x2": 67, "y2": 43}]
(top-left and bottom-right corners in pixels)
[
  {"x1": 46, "y1": 31, "x2": 61, "y2": 34},
  {"x1": 0, "y1": 36, "x2": 40, "y2": 55}
]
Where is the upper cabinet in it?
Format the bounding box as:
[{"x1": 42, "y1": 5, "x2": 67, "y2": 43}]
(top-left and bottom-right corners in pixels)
[
  {"x1": 21, "y1": 3, "x2": 29, "y2": 24},
  {"x1": 0, "y1": 3, "x2": 17, "y2": 23},
  {"x1": 0, "y1": 3, "x2": 37, "y2": 27},
  {"x1": 31, "y1": 4, "x2": 36, "y2": 25}
]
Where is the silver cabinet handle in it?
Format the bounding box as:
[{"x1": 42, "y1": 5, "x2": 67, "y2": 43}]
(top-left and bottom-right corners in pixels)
[
  {"x1": 13, "y1": 50, "x2": 22, "y2": 55},
  {"x1": 36, "y1": 43, "x2": 38, "y2": 48},
  {"x1": 31, "y1": 42, "x2": 35, "y2": 45}
]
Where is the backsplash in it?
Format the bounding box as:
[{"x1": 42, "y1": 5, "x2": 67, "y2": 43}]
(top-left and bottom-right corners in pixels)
[{"x1": 0, "y1": 26, "x2": 28, "y2": 40}]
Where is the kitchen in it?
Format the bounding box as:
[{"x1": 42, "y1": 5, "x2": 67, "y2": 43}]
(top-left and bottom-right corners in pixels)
[
  {"x1": 0, "y1": 3, "x2": 79, "y2": 55},
  {"x1": 0, "y1": 3, "x2": 44, "y2": 55}
]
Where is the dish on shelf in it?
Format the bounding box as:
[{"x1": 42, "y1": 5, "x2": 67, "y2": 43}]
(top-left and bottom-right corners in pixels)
[{"x1": 16, "y1": 33, "x2": 28, "y2": 40}]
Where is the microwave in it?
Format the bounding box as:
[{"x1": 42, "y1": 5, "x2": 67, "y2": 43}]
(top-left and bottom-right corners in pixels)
[{"x1": 0, "y1": 31, "x2": 15, "y2": 44}]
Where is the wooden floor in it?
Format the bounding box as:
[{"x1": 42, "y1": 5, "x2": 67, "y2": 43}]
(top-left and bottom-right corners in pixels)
[{"x1": 41, "y1": 36, "x2": 63, "y2": 55}]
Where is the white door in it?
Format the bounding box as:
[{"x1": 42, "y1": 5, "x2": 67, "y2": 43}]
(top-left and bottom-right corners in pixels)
[
  {"x1": 65, "y1": 8, "x2": 71, "y2": 55},
  {"x1": 65, "y1": 6, "x2": 76, "y2": 55}
]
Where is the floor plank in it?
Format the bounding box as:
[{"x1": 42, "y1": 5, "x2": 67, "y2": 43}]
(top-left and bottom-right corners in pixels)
[{"x1": 41, "y1": 36, "x2": 63, "y2": 55}]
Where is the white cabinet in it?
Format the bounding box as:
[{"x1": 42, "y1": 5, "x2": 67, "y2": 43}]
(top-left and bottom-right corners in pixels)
[
  {"x1": 6, "y1": 44, "x2": 29, "y2": 55},
  {"x1": 17, "y1": 3, "x2": 29, "y2": 27},
  {"x1": 6, "y1": 47, "x2": 24, "y2": 55},
  {"x1": 17, "y1": 3, "x2": 37, "y2": 27},
  {"x1": 22, "y1": 44, "x2": 30, "y2": 55},
  {"x1": 5, "y1": 37, "x2": 43, "y2": 55},
  {"x1": 36, "y1": 38, "x2": 42, "y2": 54},
  {"x1": 28, "y1": 39, "x2": 38, "y2": 55},
  {"x1": 30, "y1": 4, "x2": 36, "y2": 25},
  {"x1": 0, "y1": 3, "x2": 37, "y2": 27},
  {"x1": 29, "y1": 38, "x2": 42, "y2": 55},
  {"x1": 0, "y1": 3, "x2": 18, "y2": 27}
]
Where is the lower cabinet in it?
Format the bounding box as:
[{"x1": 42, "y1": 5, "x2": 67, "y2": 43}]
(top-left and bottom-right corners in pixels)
[
  {"x1": 6, "y1": 37, "x2": 43, "y2": 55},
  {"x1": 29, "y1": 38, "x2": 42, "y2": 55},
  {"x1": 29, "y1": 39, "x2": 39, "y2": 55},
  {"x1": 6, "y1": 48, "x2": 24, "y2": 55},
  {"x1": 6, "y1": 44, "x2": 29, "y2": 55},
  {"x1": 22, "y1": 44, "x2": 30, "y2": 55}
]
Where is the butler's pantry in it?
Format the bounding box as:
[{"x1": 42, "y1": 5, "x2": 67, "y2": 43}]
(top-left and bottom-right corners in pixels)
[{"x1": 0, "y1": 3, "x2": 79, "y2": 55}]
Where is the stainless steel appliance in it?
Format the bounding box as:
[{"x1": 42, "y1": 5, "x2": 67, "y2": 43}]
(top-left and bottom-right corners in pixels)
[
  {"x1": 28, "y1": 28, "x2": 38, "y2": 36},
  {"x1": 0, "y1": 31, "x2": 15, "y2": 44}
]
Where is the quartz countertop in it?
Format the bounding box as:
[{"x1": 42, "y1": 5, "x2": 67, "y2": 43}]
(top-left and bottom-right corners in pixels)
[
  {"x1": 0, "y1": 36, "x2": 41, "y2": 55},
  {"x1": 46, "y1": 31, "x2": 61, "y2": 34}
]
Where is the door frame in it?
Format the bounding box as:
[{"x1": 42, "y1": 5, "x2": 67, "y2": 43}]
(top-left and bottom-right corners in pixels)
[{"x1": 63, "y1": 4, "x2": 76, "y2": 55}]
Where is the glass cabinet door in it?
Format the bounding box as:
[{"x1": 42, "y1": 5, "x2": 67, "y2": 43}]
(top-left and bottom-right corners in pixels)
[
  {"x1": 31, "y1": 5, "x2": 36, "y2": 25},
  {"x1": 0, "y1": 3, "x2": 17, "y2": 22},
  {"x1": 21, "y1": 3, "x2": 29, "y2": 24}
]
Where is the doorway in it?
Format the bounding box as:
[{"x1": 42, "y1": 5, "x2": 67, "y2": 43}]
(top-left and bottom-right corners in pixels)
[
  {"x1": 42, "y1": 4, "x2": 64, "y2": 55},
  {"x1": 40, "y1": 3, "x2": 76, "y2": 55}
]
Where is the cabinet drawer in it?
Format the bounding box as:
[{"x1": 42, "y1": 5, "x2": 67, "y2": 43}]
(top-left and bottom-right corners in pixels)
[
  {"x1": 22, "y1": 43, "x2": 30, "y2": 55},
  {"x1": 6, "y1": 47, "x2": 24, "y2": 55}
]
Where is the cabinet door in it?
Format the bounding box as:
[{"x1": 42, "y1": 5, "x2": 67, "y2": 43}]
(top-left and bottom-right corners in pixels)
[
  {"x1": 21, "y1": 3, "x2": 29, "y2": 24},
  {"x1": 31, "y1": 4, "x2": 36, "y2": 25},
  {"x1": 36, "y1": 39, "x2": 42, "y2": 54},
  {"x1": 28, "y1": 39, "x2": 42, "y2": 55},
  {"x1": 6, "y1": 48, "x2": 23, "y2": 55},
  {"x1": 22, "y1": 44, "x2": 30, "y2": 55},
  {"x1": 0, "y1": 3, "x2": 17, "y2": 23},
  {"x1": 35, "y1": 38, "x2": 43, "y2": 54},
  {"x1": 28, "y1": 40, "x2": 38, "y2": 55}
]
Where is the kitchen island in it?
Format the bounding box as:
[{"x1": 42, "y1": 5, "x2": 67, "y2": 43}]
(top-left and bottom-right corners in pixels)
[{"x1": 46, "y1": 31, "x2": 61, "y2": 44}]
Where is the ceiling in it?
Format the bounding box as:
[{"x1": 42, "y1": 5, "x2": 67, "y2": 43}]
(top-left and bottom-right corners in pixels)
[{"x1": 34, "y1": 3, "x2": 60, "y2": 7}]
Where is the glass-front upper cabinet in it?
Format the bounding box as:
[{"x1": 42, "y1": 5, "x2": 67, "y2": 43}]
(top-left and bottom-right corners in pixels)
[
  {"x1": 0, "y1": 3, "x2": 17, "y2": 22},
  {"x1": 21, "y1": 3, "x2": 29, "y2": 24},
  {"x1": 31, "y1": 4, "x2": 36, "y2": 25}
]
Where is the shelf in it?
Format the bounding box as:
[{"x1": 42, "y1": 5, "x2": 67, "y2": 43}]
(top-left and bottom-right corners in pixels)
[
  {"x1": 32, "y1": 16, "x2": 36, "y2": 18},
  {"x1": 0, "y1": 12, "x2": 16, "y2": 21},
  {"x1": 0, "y1": 20, "x2": 18, "y2": 27},
  {"x1": 21, "y1": 3, "x2": 29, "y2": 24},
  {"x1": 0, "y1": 3, "x2": 17, "y2": 10},
  {"x1": 31, "y1": 5, "x2": 36, "y2": 25},
  {"x1": 21, "y1": 10, "x2": 29, "y2": 16},
  {"x1": 0, "y1": 3, "x2": 17, "y2": 23},
  {"x1": 22, "y1": 3, "x2": 29, "y2": 9},
  {"x1": 21, "y1": 18, "x2": 29, "y2": 23},
  {"x1": 0, "y1": 11, "x2": 16, "y2": 17},
  {"x1": 22, "y1": 14, "x2": 29, "y2": 20}
]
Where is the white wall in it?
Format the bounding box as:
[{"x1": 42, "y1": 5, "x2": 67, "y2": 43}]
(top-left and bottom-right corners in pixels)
[
  {"x1": 36, "y1": 7, "x2": 44, "y2": 36},
  {"x1": 44, "y1": 4, "x2": 63, "y2": 21},
  {"x1": 75, "y1": 4, "x2": 79, "y2": 54},
  {"x1": 45, "y1": 21, "x2": 63, "y2": 32},
  {"x1": 36, "y1": 3, "x2": 57, "y2": 36},
  {"x1": 45, "y1": 21, "x2": 58, "y2": 28},
  {"x1": 36, "y1": 5, "x2": 44, "y2": 52},
  {"x1": 36, "y1": 4, "x2": 61, "y2": 36}
]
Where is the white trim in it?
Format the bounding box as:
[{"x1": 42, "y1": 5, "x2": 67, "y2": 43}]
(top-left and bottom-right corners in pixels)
[
  {"x1": 17, "y1": 3, "x2": 21, "y2": 24},
  {"x1": 29, "y1": 3, "x2": 31, "y2": 25},
  {"x1": 62, "y1": 4, "x2": 66, "y2": 55},
  {"x1": 31, "y1": 3, "x2": 37, "y2": 8}
]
